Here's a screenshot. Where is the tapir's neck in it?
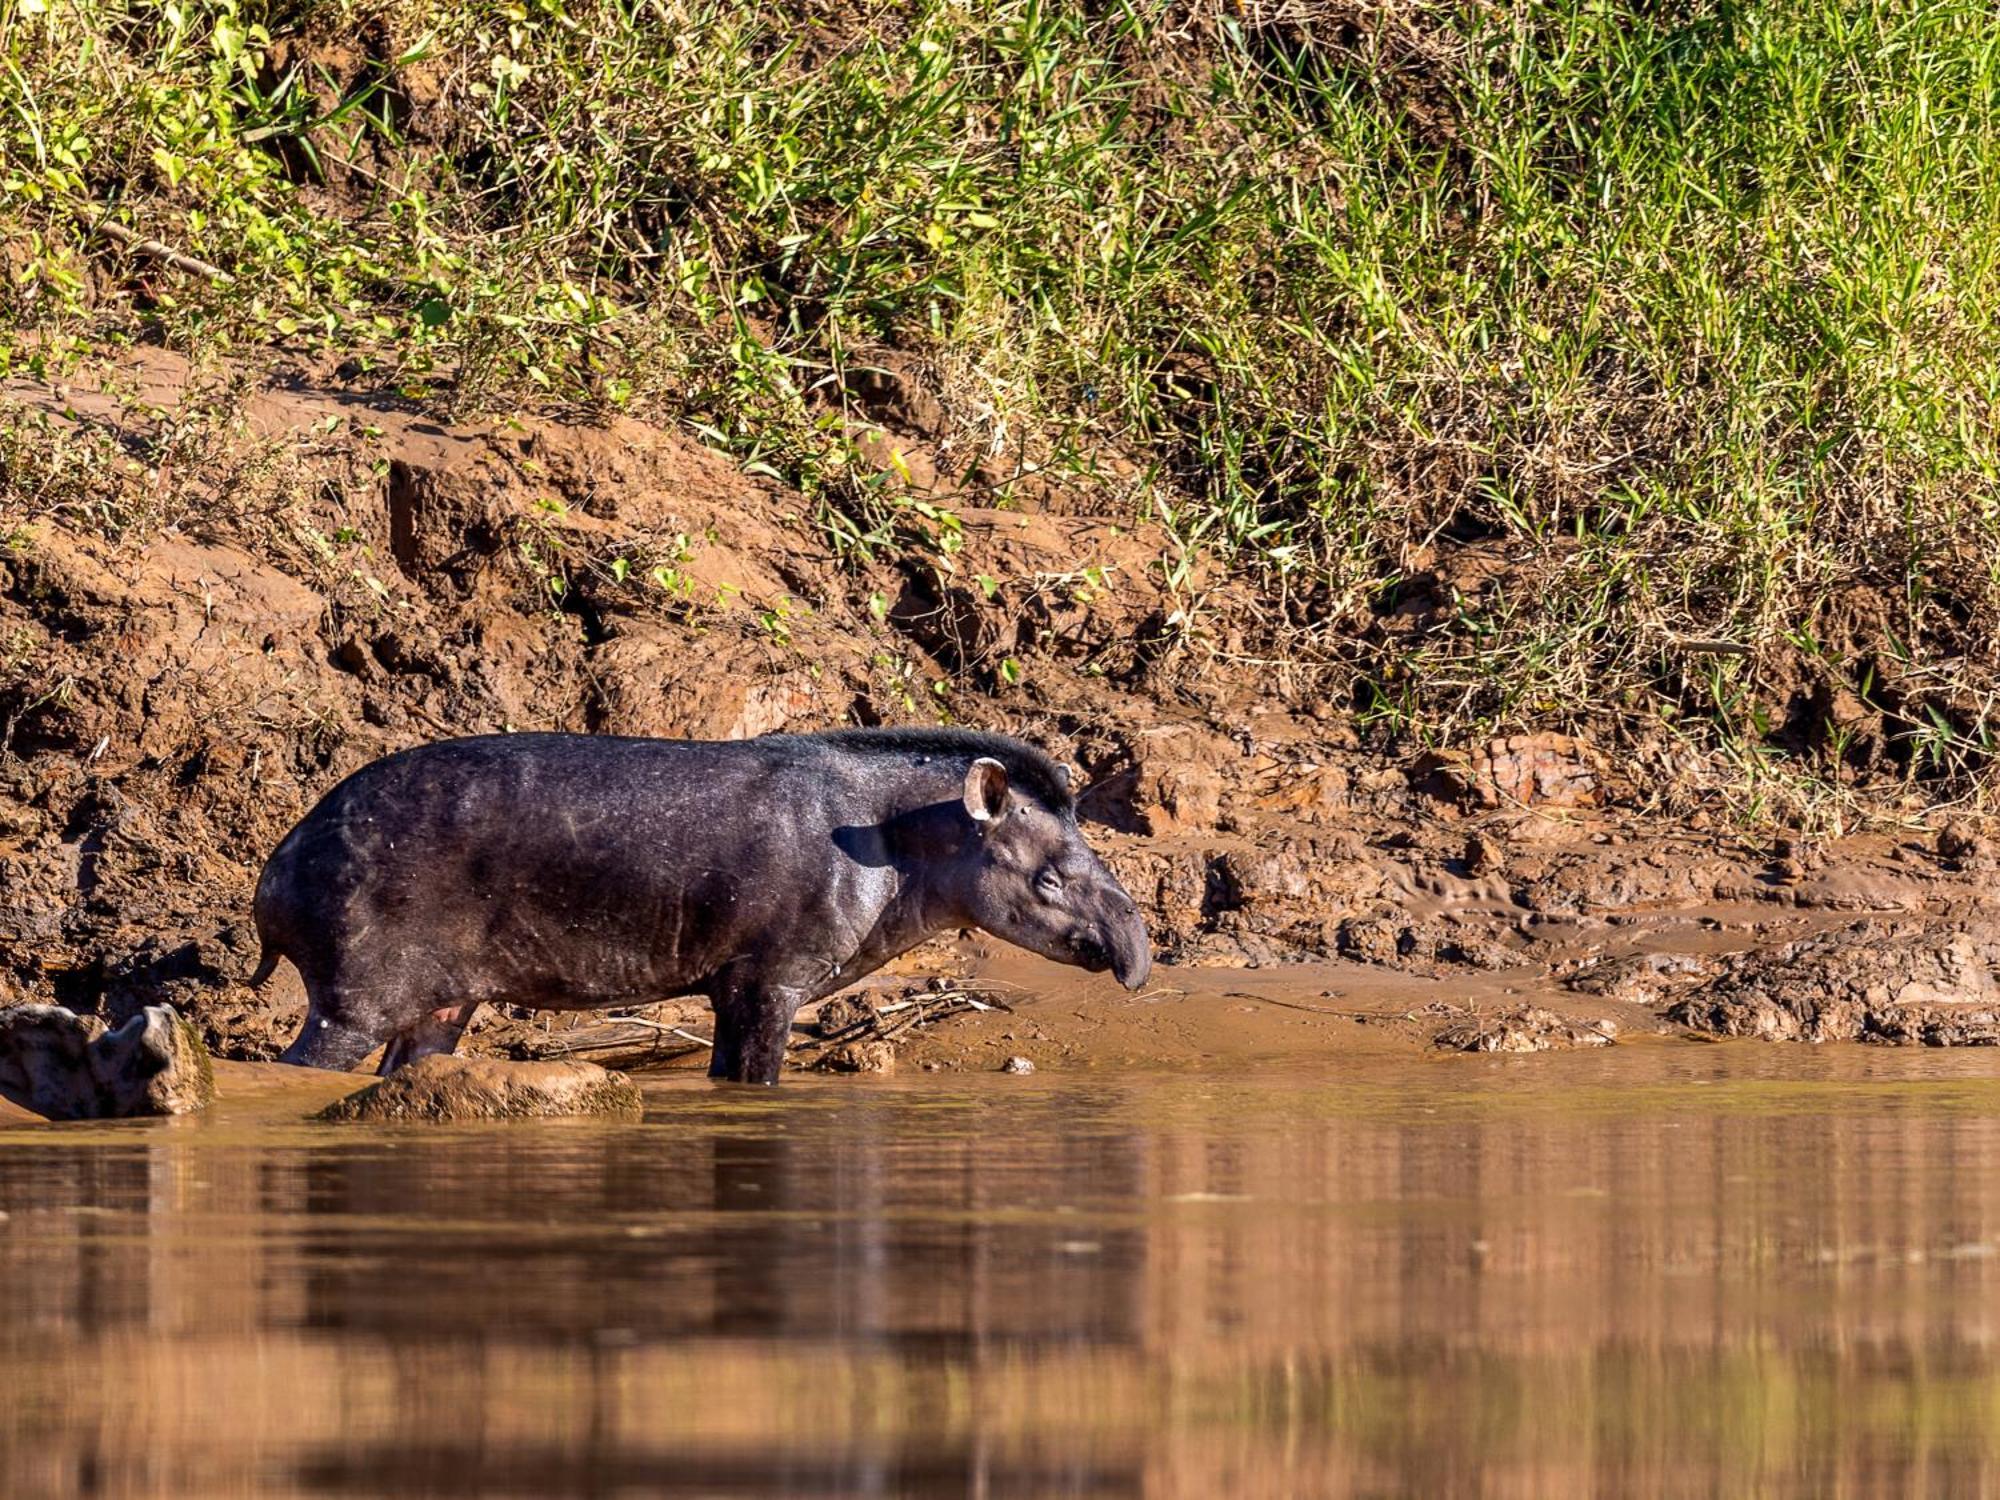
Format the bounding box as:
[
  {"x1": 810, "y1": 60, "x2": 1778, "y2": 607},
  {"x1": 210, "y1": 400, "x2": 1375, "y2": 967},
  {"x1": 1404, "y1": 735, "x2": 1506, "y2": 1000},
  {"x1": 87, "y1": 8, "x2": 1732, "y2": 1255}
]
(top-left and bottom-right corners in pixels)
[{"x1": 824, "y1": 801, "x2": 971, "y2": 989}]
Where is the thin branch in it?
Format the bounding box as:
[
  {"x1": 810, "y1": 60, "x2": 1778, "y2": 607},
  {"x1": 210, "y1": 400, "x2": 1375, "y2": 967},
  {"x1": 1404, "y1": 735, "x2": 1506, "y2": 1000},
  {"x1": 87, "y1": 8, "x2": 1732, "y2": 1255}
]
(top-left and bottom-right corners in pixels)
[{"x1": 85, "y1": 215, "x2": 235, "y2": 284}]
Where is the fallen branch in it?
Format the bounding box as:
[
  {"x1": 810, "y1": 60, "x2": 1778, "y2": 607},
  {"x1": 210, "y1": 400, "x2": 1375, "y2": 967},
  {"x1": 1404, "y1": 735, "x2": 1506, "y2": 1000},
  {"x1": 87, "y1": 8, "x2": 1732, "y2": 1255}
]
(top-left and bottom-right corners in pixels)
[
  {"x1": 84, "y1": 214, "x2": 235, "y2": 284},
  {"x1": 790, "y1": 985, "x2": 1010, "y2": 1057},
  {"x1": 510, "y1": 1014, "x2": 710, "y2": 1060}
]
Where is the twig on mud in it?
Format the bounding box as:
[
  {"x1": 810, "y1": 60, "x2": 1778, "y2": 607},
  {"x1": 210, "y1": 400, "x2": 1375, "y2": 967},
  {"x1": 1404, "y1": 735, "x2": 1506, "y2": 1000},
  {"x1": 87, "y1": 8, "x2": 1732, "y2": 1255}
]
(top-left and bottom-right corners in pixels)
[
  {"x1": 511, "y1": 1014, "x2": 712, "y2": 1060},
  {"x1": 876, "y1": 994, "x2": 999, "y2": 1016},
  {"x1": 875, "y1": 1004, "x2": 934, "y2": 1043},
  {"x1": 1224, "y1": 990, "x2": 1380, "y2": 1021},
  {"x1": 600, "y1": 1016, "x2": 717, "y2": 1048},
  {"x1": 788, "y1": 985, "x2": 1011, "y2": 1058}
]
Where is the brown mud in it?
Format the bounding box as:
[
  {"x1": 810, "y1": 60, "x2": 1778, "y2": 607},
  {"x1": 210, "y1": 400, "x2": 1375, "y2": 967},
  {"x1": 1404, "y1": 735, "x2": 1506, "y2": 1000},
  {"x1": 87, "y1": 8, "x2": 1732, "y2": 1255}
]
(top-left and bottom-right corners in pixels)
[{"x1": 6, "y1": 350, "x2": 2000, "y2": 1079}]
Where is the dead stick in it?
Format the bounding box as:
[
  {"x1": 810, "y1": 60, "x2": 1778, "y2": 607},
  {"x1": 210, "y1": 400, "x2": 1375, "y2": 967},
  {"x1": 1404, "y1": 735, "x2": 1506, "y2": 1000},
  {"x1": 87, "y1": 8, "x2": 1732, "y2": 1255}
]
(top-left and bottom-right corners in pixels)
[
  {"x1": 1224, "y1": 991, "x2": 1378, "y2": 1020},
  {"x1": 87, "y1": 217, "x2": 235, "y2": 284},
  {"x1": 603, "y1": 1016, "x2": 716, "y2": 1049}
]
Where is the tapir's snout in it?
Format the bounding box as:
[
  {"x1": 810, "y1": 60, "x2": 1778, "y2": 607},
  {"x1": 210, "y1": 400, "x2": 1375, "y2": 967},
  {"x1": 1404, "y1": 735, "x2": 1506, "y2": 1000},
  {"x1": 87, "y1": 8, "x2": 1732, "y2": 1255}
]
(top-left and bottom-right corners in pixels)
[
  {"x1": 1067, "y1": 884, "x2": 1150, "y2": 989},
  {"x1": 1110, "y1": 913, "x2": 1151, "y2": 990},
  {"x1": 1103, "y1": 889, "x2": 1152, "y2": 991}
]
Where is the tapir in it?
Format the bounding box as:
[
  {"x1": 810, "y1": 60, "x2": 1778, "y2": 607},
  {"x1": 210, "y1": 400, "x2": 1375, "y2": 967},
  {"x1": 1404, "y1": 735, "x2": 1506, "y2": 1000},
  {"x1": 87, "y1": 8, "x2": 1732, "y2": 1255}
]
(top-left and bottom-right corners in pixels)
[{"x1": 253, "y1": 727, "x2": 1151, "y2": 1083}]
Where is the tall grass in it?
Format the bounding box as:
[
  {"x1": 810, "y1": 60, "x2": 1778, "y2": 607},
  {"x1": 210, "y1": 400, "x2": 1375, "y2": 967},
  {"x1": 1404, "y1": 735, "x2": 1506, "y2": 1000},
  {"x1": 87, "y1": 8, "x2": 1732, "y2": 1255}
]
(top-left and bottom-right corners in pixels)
[{"x1": 6, "y1": 0, "x2": 2000, "y2": 794}]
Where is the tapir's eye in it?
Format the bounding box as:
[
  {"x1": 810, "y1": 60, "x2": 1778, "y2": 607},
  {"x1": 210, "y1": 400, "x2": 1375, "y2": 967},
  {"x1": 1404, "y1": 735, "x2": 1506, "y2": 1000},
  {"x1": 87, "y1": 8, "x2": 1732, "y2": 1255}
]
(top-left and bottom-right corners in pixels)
[{"x1": 1035, "y1": 868, "x2": 1065, "y2": 897}]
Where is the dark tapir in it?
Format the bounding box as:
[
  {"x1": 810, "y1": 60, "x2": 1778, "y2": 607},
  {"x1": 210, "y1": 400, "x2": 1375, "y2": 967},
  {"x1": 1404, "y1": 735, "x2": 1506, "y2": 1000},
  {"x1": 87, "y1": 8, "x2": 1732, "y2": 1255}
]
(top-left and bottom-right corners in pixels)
[{"x1": 254, "y1": 727, "x2": 1150, "y2": 1083}]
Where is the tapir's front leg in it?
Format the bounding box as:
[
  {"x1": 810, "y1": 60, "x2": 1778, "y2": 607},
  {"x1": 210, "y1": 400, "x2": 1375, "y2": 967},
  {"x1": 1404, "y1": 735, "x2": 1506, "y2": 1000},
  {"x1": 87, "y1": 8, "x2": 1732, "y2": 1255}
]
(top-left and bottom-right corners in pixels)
[{"x1": 708, "y1": 968, "x2": 808, "y2": 1085}]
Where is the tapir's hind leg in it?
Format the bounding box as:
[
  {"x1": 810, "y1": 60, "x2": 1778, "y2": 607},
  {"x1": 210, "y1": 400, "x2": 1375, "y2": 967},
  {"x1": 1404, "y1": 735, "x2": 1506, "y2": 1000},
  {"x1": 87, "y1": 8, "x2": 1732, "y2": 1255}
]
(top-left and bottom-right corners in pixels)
[
  {"x1": 707, "y1": 1005, "x2": 743, "y2": 1082},
  {"x1": 378, "y1": 1002, "x2": 479, "y2": 1076}
]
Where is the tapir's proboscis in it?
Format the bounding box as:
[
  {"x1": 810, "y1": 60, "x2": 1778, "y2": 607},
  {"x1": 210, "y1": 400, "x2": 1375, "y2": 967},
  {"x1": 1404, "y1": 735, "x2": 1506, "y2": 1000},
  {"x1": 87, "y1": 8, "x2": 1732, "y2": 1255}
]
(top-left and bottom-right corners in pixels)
[{"x1": 253, "y1": 728, "x2": 1151, "y2": 1084}]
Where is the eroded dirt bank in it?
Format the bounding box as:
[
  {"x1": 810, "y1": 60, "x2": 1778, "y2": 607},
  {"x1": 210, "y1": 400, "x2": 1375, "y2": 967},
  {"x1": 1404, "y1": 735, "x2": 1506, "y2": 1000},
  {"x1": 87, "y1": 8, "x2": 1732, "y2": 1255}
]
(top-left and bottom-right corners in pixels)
[{"x1": 6, "y1": 351, "x2": 2000, "y2": 1076}]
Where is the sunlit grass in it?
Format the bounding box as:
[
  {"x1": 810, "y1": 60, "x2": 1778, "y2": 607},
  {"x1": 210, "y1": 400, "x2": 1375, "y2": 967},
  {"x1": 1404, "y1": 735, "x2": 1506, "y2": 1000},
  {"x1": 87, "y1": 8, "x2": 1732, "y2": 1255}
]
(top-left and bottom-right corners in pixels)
[{"x1": 5, "y1": 0, "x2": 2000, "y2": 800}]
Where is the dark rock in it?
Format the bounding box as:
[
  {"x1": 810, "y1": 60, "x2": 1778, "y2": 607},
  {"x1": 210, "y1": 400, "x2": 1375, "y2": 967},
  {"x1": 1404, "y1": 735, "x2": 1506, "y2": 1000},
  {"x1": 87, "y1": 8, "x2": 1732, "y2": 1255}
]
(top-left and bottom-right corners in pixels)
[
  {"x1": 330, "y1": 635, "x2": 373, "y2": 677},
  {"x1": 1464, "y1": 831, "x2": 1504, "y2": 878},
  {"x1": 1338, "y1": 917, "x2": 1409, "y2": 966},
  {"x1": 1937, "y1": 820, "x2": 1998, "y2": 871},
  {"x1": 814, "y1": 993, "x2": 875, "y2": 1038}
]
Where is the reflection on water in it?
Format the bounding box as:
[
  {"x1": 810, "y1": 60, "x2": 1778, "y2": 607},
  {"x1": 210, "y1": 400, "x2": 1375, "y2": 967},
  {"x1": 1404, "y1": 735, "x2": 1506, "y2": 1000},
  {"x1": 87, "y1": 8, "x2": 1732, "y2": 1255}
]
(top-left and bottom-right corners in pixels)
[{"x1": 6, "y1": 1041, "x2": 2000, "y2": 1497}]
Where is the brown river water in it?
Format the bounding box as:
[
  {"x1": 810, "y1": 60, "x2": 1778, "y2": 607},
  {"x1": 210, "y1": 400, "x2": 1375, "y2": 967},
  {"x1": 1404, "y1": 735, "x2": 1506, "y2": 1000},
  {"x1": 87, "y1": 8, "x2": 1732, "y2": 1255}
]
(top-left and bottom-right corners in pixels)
[{"x1": 6, "y1": 1039, "x2": 2000, "y2": 1498}]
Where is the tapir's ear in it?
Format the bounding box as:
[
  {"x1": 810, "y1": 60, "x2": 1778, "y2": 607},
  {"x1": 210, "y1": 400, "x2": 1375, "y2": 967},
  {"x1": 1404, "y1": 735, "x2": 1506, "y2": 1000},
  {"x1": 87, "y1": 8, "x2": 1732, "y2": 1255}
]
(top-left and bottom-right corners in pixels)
[
  {"x1": 1057, "y1": 763, "x2": 1073, "y2": 791},
  {"x1": 963, "y1": 757, "x2": 1011, "y2": 824}
]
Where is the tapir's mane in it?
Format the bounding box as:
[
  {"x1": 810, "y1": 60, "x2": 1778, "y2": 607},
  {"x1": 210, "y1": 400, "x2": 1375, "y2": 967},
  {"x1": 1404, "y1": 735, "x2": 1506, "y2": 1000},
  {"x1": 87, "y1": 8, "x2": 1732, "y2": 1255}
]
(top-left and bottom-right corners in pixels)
[{"x1": 809, "y1": 727, "x2": 1075, "y2": 814}]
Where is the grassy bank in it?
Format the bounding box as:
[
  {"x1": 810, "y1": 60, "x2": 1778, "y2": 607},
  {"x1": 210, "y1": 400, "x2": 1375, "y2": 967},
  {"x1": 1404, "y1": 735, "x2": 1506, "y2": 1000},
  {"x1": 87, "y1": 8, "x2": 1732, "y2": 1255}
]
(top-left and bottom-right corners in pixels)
[{"x1": 6, "y1": 0, "x2": 2000, "y2": 803}]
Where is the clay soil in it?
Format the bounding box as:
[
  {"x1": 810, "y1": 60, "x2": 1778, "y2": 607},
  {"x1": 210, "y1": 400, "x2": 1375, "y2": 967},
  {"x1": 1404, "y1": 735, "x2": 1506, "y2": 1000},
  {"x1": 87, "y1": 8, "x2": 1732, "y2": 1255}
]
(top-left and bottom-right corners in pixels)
[{"x1": 6, "y1": 351, "x2": 2000, "y2": 1079}]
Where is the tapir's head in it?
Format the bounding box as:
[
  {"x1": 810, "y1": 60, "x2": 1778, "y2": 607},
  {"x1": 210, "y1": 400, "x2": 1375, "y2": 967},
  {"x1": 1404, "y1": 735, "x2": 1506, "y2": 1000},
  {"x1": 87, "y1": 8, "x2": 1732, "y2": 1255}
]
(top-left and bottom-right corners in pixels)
[{"x1": 951, "y1": 756, "x2": 1151, "y2": 990}]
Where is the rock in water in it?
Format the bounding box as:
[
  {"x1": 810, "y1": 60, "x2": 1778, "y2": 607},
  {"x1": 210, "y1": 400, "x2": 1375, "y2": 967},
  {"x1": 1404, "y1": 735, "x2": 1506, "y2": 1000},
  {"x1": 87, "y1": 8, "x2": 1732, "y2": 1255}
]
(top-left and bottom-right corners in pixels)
[
  {"x1": 1433, "y1": 1006, "x2": 1618, "y2": 1053},
  {"x1": 816, "y1": 1039, "x2": 896, "y2": 1073},
  {"x1": 0, "y1": 1003, "x2": 215, "y2": 1120},
  {"x1": 318, "y1": 1055, "x2": 645, "y2": 1122}
]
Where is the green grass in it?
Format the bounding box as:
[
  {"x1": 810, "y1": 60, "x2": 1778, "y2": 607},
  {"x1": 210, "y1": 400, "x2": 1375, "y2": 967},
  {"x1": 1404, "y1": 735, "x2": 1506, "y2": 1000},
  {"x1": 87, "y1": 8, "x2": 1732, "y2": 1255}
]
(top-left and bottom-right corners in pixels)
[{"x1": 6, "y1": 0, "x2": 2000, "y2": 802}]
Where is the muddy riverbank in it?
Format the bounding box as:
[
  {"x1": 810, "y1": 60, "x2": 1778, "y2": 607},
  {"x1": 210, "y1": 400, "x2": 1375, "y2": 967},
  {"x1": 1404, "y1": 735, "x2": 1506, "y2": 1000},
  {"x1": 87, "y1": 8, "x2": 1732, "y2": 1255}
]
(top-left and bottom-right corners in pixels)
[{"x1": 6, "y1": 351, "x2": 2000, "y2": 1075}]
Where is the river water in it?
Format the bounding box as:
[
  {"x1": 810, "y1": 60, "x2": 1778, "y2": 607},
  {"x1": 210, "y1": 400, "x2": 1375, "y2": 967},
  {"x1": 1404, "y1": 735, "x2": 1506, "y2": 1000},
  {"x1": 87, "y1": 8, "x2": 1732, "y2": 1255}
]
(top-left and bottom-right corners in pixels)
[{"x1": 5, "y1": 1039, "x2": 2000, "y2": 1497}]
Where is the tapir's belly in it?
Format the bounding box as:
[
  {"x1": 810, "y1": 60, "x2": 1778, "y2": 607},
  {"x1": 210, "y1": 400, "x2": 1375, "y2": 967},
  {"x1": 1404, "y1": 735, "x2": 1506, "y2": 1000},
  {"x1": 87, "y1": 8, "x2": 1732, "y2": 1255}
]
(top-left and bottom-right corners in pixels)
[
  {"x1": 370, "y1": 844, "x2": 872, "y2": 1009},
  {"x1": 407, "y1": 865, "x2": 750, "y2": 1006}
]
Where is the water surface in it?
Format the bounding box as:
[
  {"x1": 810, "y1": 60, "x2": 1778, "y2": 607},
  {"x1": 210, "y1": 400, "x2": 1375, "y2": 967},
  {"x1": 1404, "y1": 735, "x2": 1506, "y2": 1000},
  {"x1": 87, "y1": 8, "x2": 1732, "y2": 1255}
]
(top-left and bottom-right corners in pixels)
[{"x1": 6, "y1": 1039, "x2": 2000, "y2": 1497}]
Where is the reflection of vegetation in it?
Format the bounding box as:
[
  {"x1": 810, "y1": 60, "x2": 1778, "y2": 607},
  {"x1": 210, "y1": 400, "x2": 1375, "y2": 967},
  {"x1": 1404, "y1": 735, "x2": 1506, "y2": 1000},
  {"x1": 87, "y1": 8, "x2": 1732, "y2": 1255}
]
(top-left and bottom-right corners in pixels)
[
  {"x1": 9, "y1": 1324, "x2": 2000, "y2": 1489},
  {"x1": 1186, "y1": 1350, "x2": 2000, "y2": 1475},
  {"x1": 9, "y1": 1, "x2": 2000, "y2": 794}
]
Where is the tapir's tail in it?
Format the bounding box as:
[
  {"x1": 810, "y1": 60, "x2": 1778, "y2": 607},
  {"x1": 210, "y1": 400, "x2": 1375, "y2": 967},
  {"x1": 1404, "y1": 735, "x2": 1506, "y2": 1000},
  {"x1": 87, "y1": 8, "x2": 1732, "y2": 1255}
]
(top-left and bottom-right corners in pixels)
[
  {"x1": 247, "y1": 945, "x2": 279, "y2": 990},
  {"x1": 248, "y1": 844, "x2": 286, "y2": 992}
]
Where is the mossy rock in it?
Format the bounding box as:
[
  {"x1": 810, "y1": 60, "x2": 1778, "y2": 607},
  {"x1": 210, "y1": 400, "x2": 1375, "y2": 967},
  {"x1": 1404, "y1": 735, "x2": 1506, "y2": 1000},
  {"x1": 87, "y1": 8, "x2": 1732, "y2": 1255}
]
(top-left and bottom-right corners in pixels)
[
  {"x1": 318, "y1": 1055, "x2": 645, "y2": 1123},
  {"x1": 0, "y1": 1002, "x2": 214, "y2": 1120}
]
